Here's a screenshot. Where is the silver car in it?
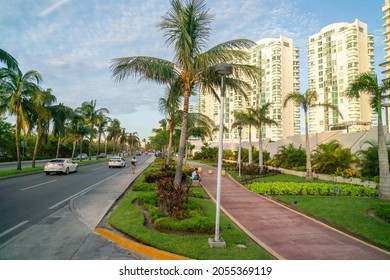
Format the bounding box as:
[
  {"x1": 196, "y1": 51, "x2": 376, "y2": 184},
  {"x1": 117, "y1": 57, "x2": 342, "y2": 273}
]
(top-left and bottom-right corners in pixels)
[{"x1": 44, "y1": 158, "x2": 79, "y2": 175}]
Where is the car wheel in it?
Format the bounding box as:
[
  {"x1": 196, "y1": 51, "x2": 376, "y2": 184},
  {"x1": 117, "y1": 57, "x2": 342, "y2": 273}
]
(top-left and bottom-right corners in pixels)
[
  {"x1": 75, "y1": 166, "x2": 78, "y2": 173},
  {"x1": 45, "y1": 172, "x2": 50, "y2": 175},
  {"x1": 65, "y1": 168, "x2": 69, "y2": 175}
]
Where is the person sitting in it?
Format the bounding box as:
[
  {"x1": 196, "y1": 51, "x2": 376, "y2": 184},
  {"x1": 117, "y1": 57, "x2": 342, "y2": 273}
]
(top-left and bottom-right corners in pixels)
[{"x1": 192, "y1": 167, "x2": 201, "y2": 181}]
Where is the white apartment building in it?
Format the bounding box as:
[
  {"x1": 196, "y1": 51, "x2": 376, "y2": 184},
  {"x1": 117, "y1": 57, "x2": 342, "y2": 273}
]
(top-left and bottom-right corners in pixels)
[
  {"x1": 382, "y1": 0, "x2": 390, "y2": 79},
  {"x1": 198, "y1": 36, "x2": 300, "y2": 143},
  {"x1": 307, "y1": 19, "x2": 375, "y2": 133},
  {"x1": 381, "y1": 0, "x2": 390, "y2": 133}
]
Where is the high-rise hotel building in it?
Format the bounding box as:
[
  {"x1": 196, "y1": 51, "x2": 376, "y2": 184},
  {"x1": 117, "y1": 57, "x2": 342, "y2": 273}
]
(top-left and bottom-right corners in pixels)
[
  {"x1": 198, "y1": 36, "x2": 300, "y2": 142},
  {"x1": 382, "y1": 0, "x2": 390, "y2": 80},
  {"x1": 307, "y1": 19, "x2": 375, "y2": 133}
]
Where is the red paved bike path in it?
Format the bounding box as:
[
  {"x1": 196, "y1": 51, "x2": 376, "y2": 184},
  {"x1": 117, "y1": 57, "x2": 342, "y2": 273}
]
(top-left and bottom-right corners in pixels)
[{"x1": 195, "y1": 164, "x2": 390, "y2": 260}]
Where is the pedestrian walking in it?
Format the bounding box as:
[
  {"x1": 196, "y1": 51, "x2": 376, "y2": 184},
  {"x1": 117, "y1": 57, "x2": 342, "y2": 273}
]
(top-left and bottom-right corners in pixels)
[{"x1": 131, "y1": 157, "x2": 137, "y2": 174}]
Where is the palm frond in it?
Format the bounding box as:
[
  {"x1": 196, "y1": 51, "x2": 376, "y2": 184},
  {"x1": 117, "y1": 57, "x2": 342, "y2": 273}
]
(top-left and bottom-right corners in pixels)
[{"x1": 110, "y1": 56, "x2": 177, "y2": 83}]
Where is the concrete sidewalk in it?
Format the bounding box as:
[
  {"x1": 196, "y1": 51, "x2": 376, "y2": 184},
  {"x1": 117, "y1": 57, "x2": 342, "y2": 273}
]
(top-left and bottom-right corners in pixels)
[
  {"x1": 0, "y1": 157, "x2": 156, "y2": 260},
  {"x1": 195, "y1": 163, "x2": 390, "y2": 260}
]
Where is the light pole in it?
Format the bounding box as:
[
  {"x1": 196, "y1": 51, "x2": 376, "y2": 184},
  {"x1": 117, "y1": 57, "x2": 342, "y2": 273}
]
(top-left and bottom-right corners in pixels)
[
  {"x1": 209, "y1": 62, "x2": 232, "y2": 248},
  {"x1": 238, "y1": 125, "x2": 242, "y2": 177}
]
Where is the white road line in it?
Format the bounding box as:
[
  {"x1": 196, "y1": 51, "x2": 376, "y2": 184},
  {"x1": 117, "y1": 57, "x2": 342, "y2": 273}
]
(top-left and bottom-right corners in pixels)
[
  {"x1": 48, "y1": 168, "x2": 129, "y2": 210},
  {"x1": 92, "y1": 166, "x2": 104, "y2": 171},
  {"x1": 20, "y1": 180, "x2": 57, "y2": 191},
  {"x1": 0, "y1": 220, "x2": 29, "y2": 238}
]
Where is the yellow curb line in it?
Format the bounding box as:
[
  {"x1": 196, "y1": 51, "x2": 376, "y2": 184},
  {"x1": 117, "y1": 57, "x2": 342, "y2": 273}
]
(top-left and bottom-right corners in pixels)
[{"x1": 95, "y1": 228, "x2": 192, "y2": 260}]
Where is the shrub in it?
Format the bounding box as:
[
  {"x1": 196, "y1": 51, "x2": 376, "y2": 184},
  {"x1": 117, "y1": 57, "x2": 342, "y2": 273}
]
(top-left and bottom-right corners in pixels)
[
  {"x1": 156, "y1": 177, "x2": 190, "y2": 219},
  {"x1": 242, "y1": 163, "x2": 260, "y2": 175},
  {"x1": 374, "y1": 204, "x2": 390, "y2": 223},
  {"x1": 246, "y1": 181, "x2": 379, "y2": 197}
]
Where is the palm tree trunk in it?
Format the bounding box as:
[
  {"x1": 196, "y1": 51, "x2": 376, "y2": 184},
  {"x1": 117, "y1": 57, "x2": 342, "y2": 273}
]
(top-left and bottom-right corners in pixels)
[
  {"x1": 174, "y1": 91, "x2": 190, "y2": 185},
  {"x1": 258, "y1": 130, "x2": 263, "y2": 174},
  {"x1": 166, "y1": 127, "x2": 173, "y2": 166},
  {"x1": 32, "y1": 133, "x2": 40, "y2": 168},
  {"x1": 56, "y1": 136, "x2": 61, "y2": 158},
  {"x1": 15, "y1": 113, "x2": 22, "y2": 170},
  {"x1": 71, "y1": 140, "x2": 76, "y2": 159},
  {"x1": 377, "y1": 116, "x2": 390, "y2": 198},
  {"x1": 304, "y1": 110, "x2": 313, "y2": 181},
  {"x1": 248, "y1": 125, "x2": 252, "y2": 164}
]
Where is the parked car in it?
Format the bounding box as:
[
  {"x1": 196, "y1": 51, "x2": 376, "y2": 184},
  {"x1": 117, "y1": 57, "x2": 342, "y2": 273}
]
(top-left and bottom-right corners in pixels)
[
  {"x1": 76, "y1": 153, "x2": 88, "y2": 160},
  {"x1": 44, "y1": 158, "x2": 78, "y2": 175},
  {"x1": 136, "y1": 150, "x2": 142, "y2": 156},
  {"x1": 108, "y1": 156, "x2": 126, "y2": 168},
  {"x1": 97, "y1": 153, "x2": 107, "y2": 158}
]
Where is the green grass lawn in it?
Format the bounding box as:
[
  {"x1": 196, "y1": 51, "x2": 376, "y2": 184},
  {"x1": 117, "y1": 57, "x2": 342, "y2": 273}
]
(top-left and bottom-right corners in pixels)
[
  {"x1": 274, "y1": 195, "x2": 390, "y2": 250},
  {"x1": 108, "y1": 187, "x2": 274, "y2": 260}
]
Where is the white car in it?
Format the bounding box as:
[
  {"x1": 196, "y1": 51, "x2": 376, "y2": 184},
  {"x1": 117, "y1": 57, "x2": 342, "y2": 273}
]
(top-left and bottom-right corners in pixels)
[
  {"x1": 108, "y1": 156, "x2": 126, "y2": 168},
  {"x1": 44, "y1": 158, "x2": 79, "y2": 175}
]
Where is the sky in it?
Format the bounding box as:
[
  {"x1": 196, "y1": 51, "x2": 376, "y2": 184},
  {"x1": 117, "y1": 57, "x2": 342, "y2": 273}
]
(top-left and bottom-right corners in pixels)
[{"x1": 0, "y1": 0, "x2": 386, "y2": 141}]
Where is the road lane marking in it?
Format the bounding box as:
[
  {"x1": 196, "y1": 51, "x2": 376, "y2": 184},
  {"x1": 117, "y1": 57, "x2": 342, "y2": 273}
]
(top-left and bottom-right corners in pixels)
[
  {"x1": 92, "y1": 166, "x2": 104, "y2": 171},
  {"x1": 20, "y1": 180, "x2": 57, "y2": 191},
  {"x1": 0, "y1": 220, "x2": 29, "y2": 238},
  {"x1": 48, "y1": 168, "x2": 129, "y2": 210}
]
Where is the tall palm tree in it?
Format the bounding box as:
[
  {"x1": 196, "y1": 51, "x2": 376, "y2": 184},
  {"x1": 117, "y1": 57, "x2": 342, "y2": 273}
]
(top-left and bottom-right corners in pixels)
[
  {"x1": 107, "y1": 119, "x2": 123, "y2": 154},
  {"x1": 283, "y1": 89, "x2": 342, "y2": 180},
  {"x1": 129, "y1": 132, "x2": 140, "y2": 153},
  {"x1": 95, "y1": 111, "x2": 111, "y2": 156},
  {"x1": 111, "y1": 0, "x2": 260, "y2": 185},
  {"x1": 0, "y1": 67, "x2": 42, "y2": 170},
  {"x1": 347, "y1": 73, "x2": 390, "y2": 198},
  {"x1": 30, "y1": 88, "x2": 57, "y2": 167},
  {"x1": 158, "y1": 80, "x2": 183, "y2": 165},
  {"x1": 77, "y1": 100, "x2": 109, "y2": 160},
  {"x1": 248, "y1": 103, "x2": 278, "y2": 173},
  {"x1": 49, "y1": 103, "x2": 73, "y2": 158},
  {"x1": 66, "y1": 111, "x2": 90, "y2": 160},
  {"x1": 0, "y1": 49, "x2": 18, "y2": 69},
  {"x1": 232, "y1": 109, "x2": 256, "y2": 164}
]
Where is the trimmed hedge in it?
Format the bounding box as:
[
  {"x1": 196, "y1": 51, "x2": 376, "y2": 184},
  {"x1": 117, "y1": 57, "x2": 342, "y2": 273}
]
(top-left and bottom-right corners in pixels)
[{"x1": 246, "y1": 181, "x2": 379, "y2": 197}]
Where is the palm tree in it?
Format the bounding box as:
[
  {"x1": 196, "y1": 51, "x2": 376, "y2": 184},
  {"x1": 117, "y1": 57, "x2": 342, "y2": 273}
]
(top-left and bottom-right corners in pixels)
[
  {"x1": 49, "y1": 103, "x2": 73, "y2": 158},
  {"x1": 273, "y1": 143, "x2": 306, "y2": 169},
  {"x1": 283, "y1": 89, "x2": 342, "y2": 180},
  {"x1": 347, "y1": 73, "x2": 390, "y2": 198},
  {"x1": 0, "y1": 49, "x2": 18, "y2": 69},
  {"x1": 158, "y1": 80, "x2": 182, "y2": 165},
  {"x1": 107, "y1": 119, "x2": 123, "y2": 154},
  {"x1": 0, "y1": 67, "x2": 42, "y2": 170},
  {"x1": 95, "y1": 111, "x2": 111, "y2": 156},
  {"x1": 128, "y1": 132, "x2": 140, "y2": 153},
  {"x1": 77, "y1": 100, "x2": 109, "y2": 160},
  {"x1": 248, "y1": 103, "x2": 278, "y2": 173},
  {"x1": 311, "y1": 139, "x2": 355, "y2": 175},
  {"x1": 66, "y1": 111, "x2": 90, "y2": 160},
  {"x1": 30, "y1": 88, "x2": 57, "y2": 167},
  {"x1": 232, "y1": 109, "x2": 256, "y2": 164},
  {"x1": 111, "y1": 0, "x2": 260, "y2": 185}
]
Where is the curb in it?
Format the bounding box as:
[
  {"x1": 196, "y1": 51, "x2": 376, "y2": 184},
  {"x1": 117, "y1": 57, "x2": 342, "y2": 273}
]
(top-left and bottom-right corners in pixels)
[{"x1": 95, "y1": 228, "x2": 191, "y2": 260}]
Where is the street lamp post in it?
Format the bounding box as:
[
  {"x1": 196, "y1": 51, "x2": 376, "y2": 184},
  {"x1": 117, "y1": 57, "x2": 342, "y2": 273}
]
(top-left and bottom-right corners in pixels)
[
  {"x1": 208, "y1": 63, "x2": 232, "y2": 248},
  {"x1": 237, "y1": 125, "x2": 242, "y2": 177}
]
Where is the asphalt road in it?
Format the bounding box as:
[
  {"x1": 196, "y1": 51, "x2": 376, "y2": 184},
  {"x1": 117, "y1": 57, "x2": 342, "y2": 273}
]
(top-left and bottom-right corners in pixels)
[{"x1": 0, "y1": 154, "x2": 151, "y2": 245}]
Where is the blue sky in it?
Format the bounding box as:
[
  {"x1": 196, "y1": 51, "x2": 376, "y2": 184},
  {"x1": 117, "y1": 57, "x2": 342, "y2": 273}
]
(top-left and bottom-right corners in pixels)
[{"x1": 0, "y1": 0, "x2": 386, "y2": 141}]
